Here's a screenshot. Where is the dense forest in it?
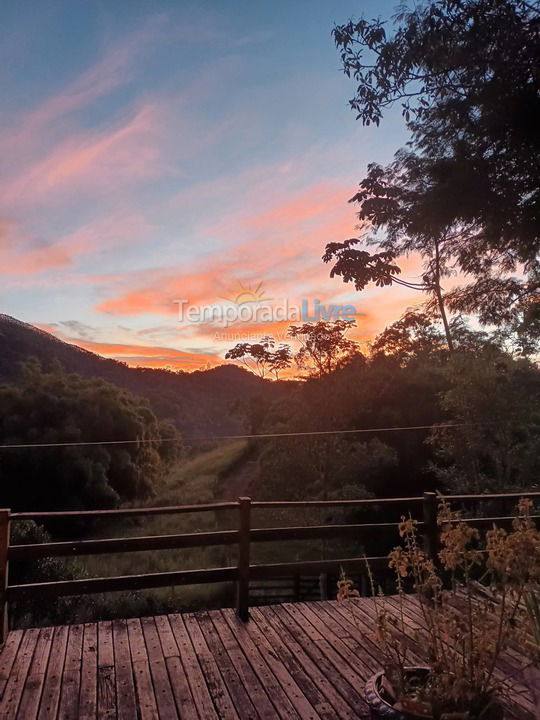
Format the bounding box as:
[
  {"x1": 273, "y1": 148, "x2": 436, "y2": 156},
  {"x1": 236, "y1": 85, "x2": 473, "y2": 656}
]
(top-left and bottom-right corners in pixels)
[
  {"x1": 1, "y1": 310, "x2": 538, "y2": 512},
  {"x1": 232, "y1": 313, "x2": 540, "y2": 501}
]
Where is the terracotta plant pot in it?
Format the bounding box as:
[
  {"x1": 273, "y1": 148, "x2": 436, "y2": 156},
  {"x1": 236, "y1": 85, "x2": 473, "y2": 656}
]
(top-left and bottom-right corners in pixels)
[
  {"x1": 364, "y1": 668, "x2": 504, "y2": 719},
  {"x1": 364, "y1": 668, "x2": 432, "y2": 719}
]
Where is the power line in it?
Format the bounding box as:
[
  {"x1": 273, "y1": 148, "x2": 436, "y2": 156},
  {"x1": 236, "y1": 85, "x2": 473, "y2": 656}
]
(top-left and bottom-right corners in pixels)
[{"x1": 0, "y1": 422, "x2": 483, "y2": 450}]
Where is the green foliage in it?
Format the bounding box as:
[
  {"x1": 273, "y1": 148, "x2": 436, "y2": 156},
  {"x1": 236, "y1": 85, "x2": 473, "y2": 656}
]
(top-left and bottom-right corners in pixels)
[
  {"x1": 10, "y1": 520, "x2": 86, "y2": 627},
  {"x1": 0, "y1": 359, "x2": 182, "y2": 511},
  {"x1": 370, "y1": 310, "x2": 448, "y2": 364},
  {"x1": 429, "y1": 347, "x2": 540, "y2": 492},
  {"x1": 0, "y1": 314, "x2": 274, "y2": 438},
  {"x1": 76, "y1": 442, "x2": 248, "y2": 622},
  {"x1": 255, "y1": 314, "x2": 540, "y2": 499},
  {"x1": 259, "y1": 435, "x2": 395, "y2": 501},
  {"x1": 329, "y1": 0, "x2": 540, "y2": 343}
]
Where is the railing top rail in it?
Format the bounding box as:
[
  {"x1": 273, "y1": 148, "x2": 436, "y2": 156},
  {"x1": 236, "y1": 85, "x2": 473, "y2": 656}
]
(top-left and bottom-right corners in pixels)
[
  {"x1": 460, "y1": 514, "x2": 540, "y2": 525},
  {"x1": 7, "y1": 490, "x2": 539, "y2": 522},
  {"x1": 251, "y1": 496, "x2": 423, "y2": 508},
  {"x1": 10, "y1": 501, "x2": 238, "y2": 521},
  {"x1": 442, "y1": 491, "x2": 540, "y2": 501}
]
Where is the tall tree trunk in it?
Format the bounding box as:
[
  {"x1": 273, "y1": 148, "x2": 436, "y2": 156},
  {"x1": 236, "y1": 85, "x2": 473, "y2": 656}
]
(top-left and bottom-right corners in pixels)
[{"x1": 433, "y1": 236, "x2": 454, "y2": 352}]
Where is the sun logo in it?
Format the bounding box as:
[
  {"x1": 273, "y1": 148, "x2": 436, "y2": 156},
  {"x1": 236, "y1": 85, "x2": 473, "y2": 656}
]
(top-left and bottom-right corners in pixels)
[{"x1": 221, "y1": 281, "x2": 272, "y2": 306}]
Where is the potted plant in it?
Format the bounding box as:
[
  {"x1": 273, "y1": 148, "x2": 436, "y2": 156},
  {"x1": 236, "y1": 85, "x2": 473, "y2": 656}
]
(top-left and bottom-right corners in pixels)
[
  {"x1": 523, "y1": 590, "x2": 540, "y2": 718},
  {"x1": 337, "y1": 498, "x2": 540, "y2": 719}
]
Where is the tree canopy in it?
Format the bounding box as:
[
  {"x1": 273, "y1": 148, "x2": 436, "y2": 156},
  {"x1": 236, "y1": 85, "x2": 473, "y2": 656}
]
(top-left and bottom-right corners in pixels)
[
  {"x1": 225, "y1": 336, "x2": 292, "y2": 379},
  {"x1": 326, "y1": 0, "x2": 540, "y2": 347},
  {"x1": 0, "y1": 359, "x2": 181, "y2": 511},
  {"x1": 288, "y1": 320, "x2": 361, "y2": 378}
]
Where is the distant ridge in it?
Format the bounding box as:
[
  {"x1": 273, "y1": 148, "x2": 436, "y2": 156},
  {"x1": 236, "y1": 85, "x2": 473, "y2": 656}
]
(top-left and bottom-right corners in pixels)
[{"x1": 0, "y1": 315, "x2": 279, "y2": 436}]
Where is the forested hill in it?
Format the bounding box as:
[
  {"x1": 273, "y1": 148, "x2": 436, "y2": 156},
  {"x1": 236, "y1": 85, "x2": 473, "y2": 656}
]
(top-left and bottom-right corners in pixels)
[{"x1": 0, "y1": 314, "x2": 278, "y2": 437}]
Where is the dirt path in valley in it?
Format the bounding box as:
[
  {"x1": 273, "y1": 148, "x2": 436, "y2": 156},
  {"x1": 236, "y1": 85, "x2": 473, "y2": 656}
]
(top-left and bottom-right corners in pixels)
[{"x1": 216, "y1": 445, "x2": 262, "y2": 500}]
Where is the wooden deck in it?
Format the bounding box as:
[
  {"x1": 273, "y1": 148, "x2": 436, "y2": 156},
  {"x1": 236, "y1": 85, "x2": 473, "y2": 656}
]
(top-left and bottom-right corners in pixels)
[{"x1": 0, "y1": 598, "x2": 535, "y2": 720}]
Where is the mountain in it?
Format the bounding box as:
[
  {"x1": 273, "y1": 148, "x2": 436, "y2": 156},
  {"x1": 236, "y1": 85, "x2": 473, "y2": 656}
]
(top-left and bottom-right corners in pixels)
[{"x1": 0, "y1": 314, "x2": 280, "y2": 437}]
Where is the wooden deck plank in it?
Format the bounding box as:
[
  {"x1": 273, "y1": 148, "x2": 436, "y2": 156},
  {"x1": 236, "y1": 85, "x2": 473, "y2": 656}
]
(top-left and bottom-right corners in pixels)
[
  {"x1": 111, "y1": 620, "x2": 137, "y2": 720},
  {"x1": 207, "y1": 611, "x2": 280, "y2": 720},
  {"x1": 78, "y1": 624, "x2": 97, "y2": 720},
  {"x1": 183, "y1": 613, "x2": 240, "y2": 720},
  {"x1": 36, "y1": 626, "x2": 69, "y2": 720},
  {"x1": 0, "y1": 630, "x2": 24, "y2": 699},
  {"x1": 140, "y1": 617, "x2": 179, "y2": 720},
  {"x1": 250, "y1": 607, "x2": 341, "y2": 720},
  {"x1": 58, "y1": 623, "x2": 84, "y2": 720},
  {"x1": 153, "y1": 615, "x2": 178, "y2": 658},
  {"x1": 168, "y1": 613, "x2": 219, "y2": 720},
  {"x1": 308, "y1": 601, "x2": 388, "y2": 671},
  {"x1": 216, "y1": 610, "x2": 302, "y2": 720},
  {"x1": 16, "y1": 627, "x2": 54, "y2": 720},
  {"x1": 276, "y1": 603, "x2": 369, "y2": 713},
  {"x1": 0, "y1": 596, "x2": 534, "y2": 719},
  {"x1": 197, "y1": 612, "x2": 260, "y2": 720},
  {"x1": 321, "y1": 599, "x2": 420, "y2": 668},
  {"x1": 0, "y1": 628, "x2": 40, "y2": 720},
  {"x1": 295, "y1": 602, "x2": 375, "y2": 679},
  {"x1": 222, "y1": 608, "x2": 321, "y2": 720},
  {"x1": 254, "y1": 606, "x2": 358, "y2": 719},
  {"x1": 332, "y1": 595, "x2": 426, "y2": 667},
  {"x1": 153, "y1": 615, "x2": 199, "y2": 720},
  {"x1": 127, "y1": 619, "x2": 159, "y2": 720},
  {"x1": 97, "y1": 621, "x2": 114, "y2": 668},
  {"x1": 97, "y1": 621, "x2": 116, "y2": 720}
]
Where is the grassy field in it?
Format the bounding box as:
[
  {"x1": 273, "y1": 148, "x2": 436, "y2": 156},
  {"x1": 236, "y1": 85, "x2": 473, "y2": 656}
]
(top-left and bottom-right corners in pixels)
[{"x1": 78, "y1": 441, "x2": 247, "y2": 617}]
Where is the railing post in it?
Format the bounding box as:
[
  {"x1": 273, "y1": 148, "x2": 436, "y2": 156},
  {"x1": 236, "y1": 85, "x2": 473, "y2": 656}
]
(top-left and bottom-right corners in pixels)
[
  {"x1": 236, "y1": 497, "x2": 251, "y2": 622},
  {"x1": 422, "y1": 492, "x2": 439, "y2": 562},
  {"x1": 0, "y1": 509, "x2": 10, "y2": 643}
]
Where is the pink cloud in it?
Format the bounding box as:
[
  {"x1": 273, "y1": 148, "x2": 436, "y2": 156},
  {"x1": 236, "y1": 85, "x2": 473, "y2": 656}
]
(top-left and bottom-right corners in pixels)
[
  {"x1": 2, "y1": 105, "x2": 163, "y2": 207},
  {"x1": 0, "y1": 212, "x2": 155, "y2": 276},
  {"x1": 0, "y1": 17, "x2": 167, "y2": 163},
  {"x1": 94, "y1": 181, "x2": 362, "y2": 318}
]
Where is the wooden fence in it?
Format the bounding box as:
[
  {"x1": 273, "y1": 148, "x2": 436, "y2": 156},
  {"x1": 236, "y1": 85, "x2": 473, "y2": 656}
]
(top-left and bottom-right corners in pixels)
[{"x1": 1, "y1": 490, "x2": 539, "y2": 641}]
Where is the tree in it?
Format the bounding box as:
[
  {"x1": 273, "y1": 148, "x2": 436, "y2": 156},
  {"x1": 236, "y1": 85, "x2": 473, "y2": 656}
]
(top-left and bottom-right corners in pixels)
[
  {"x1": 287, "y1": 320, "x2": 360, "y2": 378},
  {"x1": 259, "y1": 436, "x2": 394, "y2": 501},
  {"x1": 429, "y1": 347, "x2": 540, "y2": 492},
  {"x1": 326, "y1": 0, "x2": 540, "y2": 345},
  {"x1": 0, "y1": 359, "x2": 182, "y2": 511},
  {"x1": 370, "y1": 310, "x2": 448, "y2": 364},
  {"x1": 369, "y1": 308, "x2": 498, "y2": 363},
  {"x1": 225, "y1": 336, "x2": 292, "y2": 379},
  {"x1": 322, "y1": 171, "x2": 459, "y2": 351}
]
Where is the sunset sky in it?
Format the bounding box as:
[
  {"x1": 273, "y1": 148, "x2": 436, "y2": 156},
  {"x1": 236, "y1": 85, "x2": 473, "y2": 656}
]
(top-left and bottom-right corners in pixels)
[{"x1": 0, "y1": 0, "x2": 423, "y2": 371}]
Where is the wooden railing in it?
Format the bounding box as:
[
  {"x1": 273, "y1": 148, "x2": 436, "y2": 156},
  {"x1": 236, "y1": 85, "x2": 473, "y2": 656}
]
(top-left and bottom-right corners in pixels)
[{"x1": 1, "y1": 490, "x2": 539, "y2": 641}]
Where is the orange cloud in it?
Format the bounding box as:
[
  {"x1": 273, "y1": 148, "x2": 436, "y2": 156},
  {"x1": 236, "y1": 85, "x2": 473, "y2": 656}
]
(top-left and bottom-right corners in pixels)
[
  {"x1": 68, "y1": 338, "x2": 221, "y2": 372},
  {"x1": 87, "y1": 180, "x2": 431, "y2": 370},
  {"x1": 96, "y1": 181, "x2": 358, "y2": 315}
]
